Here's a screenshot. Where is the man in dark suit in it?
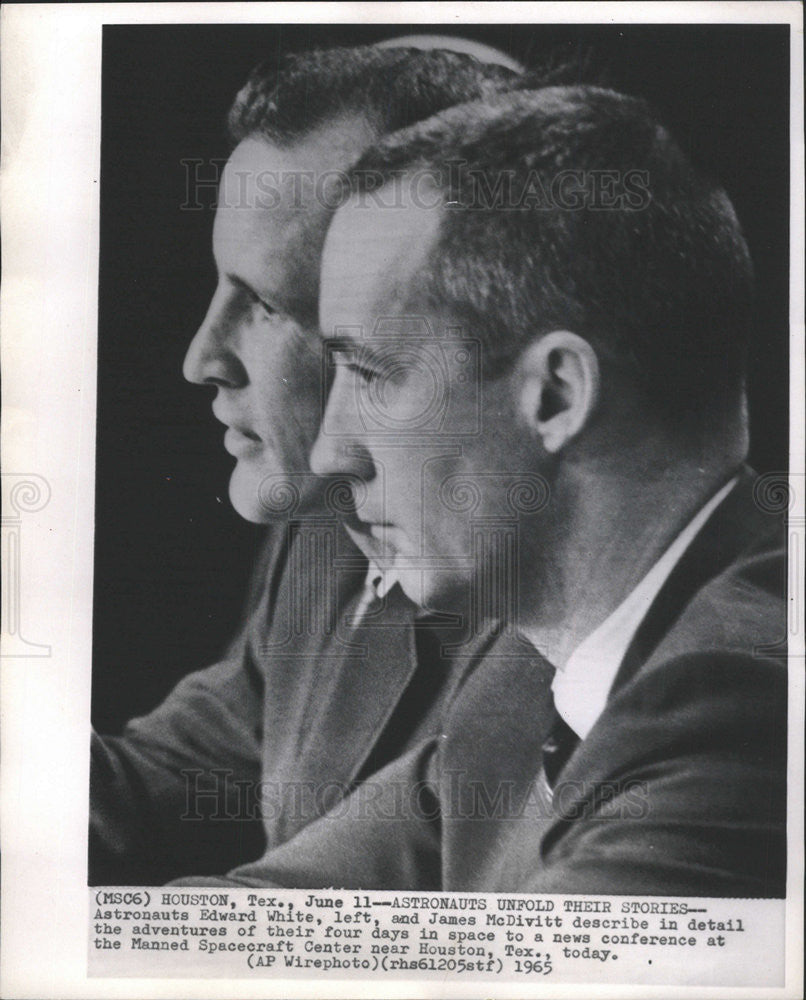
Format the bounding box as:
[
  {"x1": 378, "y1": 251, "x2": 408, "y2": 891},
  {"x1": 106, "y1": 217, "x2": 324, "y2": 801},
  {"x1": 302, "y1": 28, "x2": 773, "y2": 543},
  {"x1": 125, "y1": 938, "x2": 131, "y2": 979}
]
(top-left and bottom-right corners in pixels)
[
  {"x1": 89, "y1": 44, "x2": 543, "y2": 886},
  {"x1": 304, "y1": 84, "x2": 786, "y2": 896}
]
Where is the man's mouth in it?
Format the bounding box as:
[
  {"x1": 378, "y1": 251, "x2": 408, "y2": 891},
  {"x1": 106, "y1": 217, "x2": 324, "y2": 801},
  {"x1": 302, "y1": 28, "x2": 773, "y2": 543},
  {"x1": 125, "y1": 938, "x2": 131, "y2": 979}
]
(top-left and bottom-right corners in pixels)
[
  {"x1": 212, "y1": 402, "x2": 261, "y2": 441},
  {"x1": 223, "y1": 426, "x2": 262, "y2": 457}
]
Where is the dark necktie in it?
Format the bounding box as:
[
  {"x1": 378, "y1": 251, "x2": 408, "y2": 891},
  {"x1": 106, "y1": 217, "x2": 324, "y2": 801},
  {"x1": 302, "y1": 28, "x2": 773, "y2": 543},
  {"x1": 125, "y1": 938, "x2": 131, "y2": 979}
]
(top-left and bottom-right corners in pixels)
[
  {"x1": 541, "y1": 705, "x2": 581, "y2": 789},
  {"x1": 508, "y1": 690, "x2": 581, "y2": 846}
]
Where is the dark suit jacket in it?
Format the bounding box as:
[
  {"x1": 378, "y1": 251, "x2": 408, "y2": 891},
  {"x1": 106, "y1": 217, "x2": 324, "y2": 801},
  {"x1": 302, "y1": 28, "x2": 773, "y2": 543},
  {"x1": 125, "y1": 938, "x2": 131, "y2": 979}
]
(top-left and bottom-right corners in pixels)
[
  {"x1": 440, "y1": 467, "x2": 788, "y2": 896},
  {"x1": 89, "y1": 511, "x2": 539, "y2": 886},
  {"x1": 185, "y1": 469, "x2": 785, "y2": 897}
]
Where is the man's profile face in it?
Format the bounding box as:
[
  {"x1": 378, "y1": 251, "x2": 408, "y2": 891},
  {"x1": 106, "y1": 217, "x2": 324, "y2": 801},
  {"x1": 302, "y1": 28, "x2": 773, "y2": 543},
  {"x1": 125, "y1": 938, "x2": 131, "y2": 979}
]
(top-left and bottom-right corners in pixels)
[
  {"x1": 311, "y1": 193, "x2": 542, "y2": 613},
  {"x1": 183, "y1": 125, "x2": 368, "y2": 522}
]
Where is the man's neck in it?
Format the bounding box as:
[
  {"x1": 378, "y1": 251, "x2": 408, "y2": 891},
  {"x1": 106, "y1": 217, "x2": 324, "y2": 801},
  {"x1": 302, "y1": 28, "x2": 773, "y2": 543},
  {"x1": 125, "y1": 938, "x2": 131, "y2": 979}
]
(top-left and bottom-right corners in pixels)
[{"x1": 520, "y1": 457, "x2": 742, "y2": 667}]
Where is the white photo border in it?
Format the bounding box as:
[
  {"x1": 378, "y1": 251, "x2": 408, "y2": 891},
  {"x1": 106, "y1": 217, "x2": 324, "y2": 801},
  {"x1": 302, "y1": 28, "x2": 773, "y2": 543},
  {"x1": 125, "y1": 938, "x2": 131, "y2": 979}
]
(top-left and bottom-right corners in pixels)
[{"x1": 1, "y1": 3, "x2": 803, "y2": 998}]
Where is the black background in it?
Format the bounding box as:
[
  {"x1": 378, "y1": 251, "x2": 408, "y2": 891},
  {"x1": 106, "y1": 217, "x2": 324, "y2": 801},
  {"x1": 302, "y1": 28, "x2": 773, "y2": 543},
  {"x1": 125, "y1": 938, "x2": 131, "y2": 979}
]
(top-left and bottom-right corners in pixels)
[{"x1": 93, "y1": 23, "x2": 790, "y2": 732}]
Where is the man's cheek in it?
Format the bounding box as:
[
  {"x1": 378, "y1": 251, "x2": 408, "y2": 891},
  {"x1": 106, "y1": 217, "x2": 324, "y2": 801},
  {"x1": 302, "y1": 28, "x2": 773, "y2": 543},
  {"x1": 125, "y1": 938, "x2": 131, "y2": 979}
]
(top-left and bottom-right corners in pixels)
[{"x1": 271, "y1": 416, "x2": 318, "y2": 478}]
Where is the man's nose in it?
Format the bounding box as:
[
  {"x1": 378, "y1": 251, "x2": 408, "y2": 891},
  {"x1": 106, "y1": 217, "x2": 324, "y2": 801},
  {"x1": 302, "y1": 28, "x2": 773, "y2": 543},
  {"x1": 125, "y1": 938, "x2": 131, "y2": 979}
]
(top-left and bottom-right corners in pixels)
[
  {"x1": 310, "y1": 375, "x2": 374, "y2": 480},
  {"x1": 182, "y1": 287, "x2": 245, "y2": 387}
]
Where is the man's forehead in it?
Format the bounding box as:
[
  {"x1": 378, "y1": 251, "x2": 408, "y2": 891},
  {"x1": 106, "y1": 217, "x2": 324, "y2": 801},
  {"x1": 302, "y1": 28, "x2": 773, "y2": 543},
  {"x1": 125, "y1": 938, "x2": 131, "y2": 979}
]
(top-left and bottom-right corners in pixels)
[
  {"x1": 221, "y1": 119, "x2": 374, "y2": 212},
  {"x1": 219, "y1": 141, "x2": 315, "y2": 216},
  {"x1": 320, "y1": 193, "x2": 444, "y2": 339}
]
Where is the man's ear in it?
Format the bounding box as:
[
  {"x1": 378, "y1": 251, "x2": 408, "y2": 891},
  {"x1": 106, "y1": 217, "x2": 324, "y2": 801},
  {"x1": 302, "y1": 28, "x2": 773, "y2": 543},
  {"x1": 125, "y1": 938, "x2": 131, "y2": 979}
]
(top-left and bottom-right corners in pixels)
[{"x1": 516, "y1": 331, "x2": 600, "y2": 453}]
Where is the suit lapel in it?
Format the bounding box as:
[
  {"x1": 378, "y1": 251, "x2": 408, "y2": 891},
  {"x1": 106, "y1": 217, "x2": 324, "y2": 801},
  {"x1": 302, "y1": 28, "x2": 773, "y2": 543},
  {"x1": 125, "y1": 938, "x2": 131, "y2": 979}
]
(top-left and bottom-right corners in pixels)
[
  {"x1": 258, "y1": 523, "x2": 419, "y2": 846},
  {"x1": 300, "y1": 581, "x2": 419, "y2": 795}
]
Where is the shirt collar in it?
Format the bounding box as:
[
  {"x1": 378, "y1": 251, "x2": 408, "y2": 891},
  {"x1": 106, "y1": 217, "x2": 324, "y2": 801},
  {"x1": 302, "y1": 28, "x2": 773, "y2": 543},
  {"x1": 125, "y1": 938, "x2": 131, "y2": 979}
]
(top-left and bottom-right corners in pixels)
[
  {"x1": 552, "y1": 475, "x2": 739, "y2": 741},
  {"x1": 370, "y1": 565, "x2": 398, "y2": 601},
  {"x1": 353, "y1": 563, "x2": 400, "y2": 621}
]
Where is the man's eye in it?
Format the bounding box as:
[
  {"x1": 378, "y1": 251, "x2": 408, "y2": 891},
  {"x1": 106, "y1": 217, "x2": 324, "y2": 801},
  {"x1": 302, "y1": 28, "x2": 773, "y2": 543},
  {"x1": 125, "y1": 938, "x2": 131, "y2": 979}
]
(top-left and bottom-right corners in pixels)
[
  {"x1": 331, "y1": 349, "x2": 385, "y2": 386},
  {"x1": 348, "y1": 363, "x2": 379, "y2": 385},
  {"x1": 227, "y1": 275, "x2": 277, "y2": 318},
  {"x1": 332, "y1": 350, "x2": 375, "y2": 382},
  {"x1": 239, "y1": 284, "x2": 275, "y2": 317},
  {"x1": 253, "y1": 295, "x2": 275, "y2": 317}
]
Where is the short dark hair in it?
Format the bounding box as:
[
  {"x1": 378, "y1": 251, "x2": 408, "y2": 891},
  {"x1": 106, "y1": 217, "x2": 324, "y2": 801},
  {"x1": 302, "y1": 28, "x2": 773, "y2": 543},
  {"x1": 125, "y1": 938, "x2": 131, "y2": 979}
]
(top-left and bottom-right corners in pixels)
[
  {"x1": 227, "y1": 45, "x2": 521, "y2": 147},
  {"x1": 350, "y1": 86, "x2": 755, "y2": 428}
]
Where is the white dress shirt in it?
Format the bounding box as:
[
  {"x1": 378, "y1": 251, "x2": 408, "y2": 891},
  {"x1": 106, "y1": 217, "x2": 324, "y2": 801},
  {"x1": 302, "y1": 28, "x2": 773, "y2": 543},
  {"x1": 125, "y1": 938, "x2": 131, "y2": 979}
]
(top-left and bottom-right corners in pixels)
[{"x1": 552, "y1": 475, "x2": 739, "y2": 740}]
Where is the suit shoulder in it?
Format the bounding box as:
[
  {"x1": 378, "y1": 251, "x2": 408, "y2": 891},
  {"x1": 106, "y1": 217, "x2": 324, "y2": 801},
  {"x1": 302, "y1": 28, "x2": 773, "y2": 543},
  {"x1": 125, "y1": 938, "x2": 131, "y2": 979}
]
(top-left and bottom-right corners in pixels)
[{"x1": 642, "y1": 518, "x2": 786, "y2": 674}]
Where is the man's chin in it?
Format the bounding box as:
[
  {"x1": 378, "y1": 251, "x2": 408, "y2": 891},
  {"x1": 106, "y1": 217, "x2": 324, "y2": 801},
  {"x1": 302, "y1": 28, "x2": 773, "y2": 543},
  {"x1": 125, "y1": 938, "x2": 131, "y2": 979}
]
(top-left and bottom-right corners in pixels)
[
  {"x1": 228, "y1": 462, "x2": 311, "y2": 524},
  {"x1": 228, "y1": 472, "x2": 273, "y2": 524}
]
